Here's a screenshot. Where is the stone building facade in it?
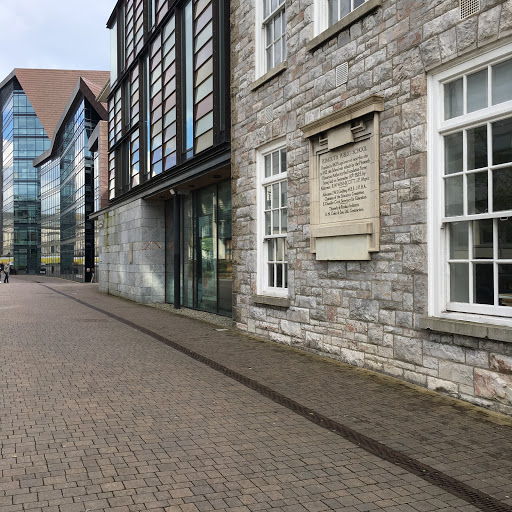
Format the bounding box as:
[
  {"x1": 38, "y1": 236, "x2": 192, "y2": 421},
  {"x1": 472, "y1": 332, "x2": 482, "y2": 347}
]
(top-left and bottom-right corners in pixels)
[{"x1": 231, "y1": 0, "x2": 512, "y2": 414}]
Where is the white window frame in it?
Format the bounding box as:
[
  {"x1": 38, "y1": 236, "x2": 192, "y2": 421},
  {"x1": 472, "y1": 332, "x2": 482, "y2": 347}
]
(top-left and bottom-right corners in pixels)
[
  {"x1": 314, "y1": 0, "x2": 368, "y2": 36},
  {"x1": 428, "y1": 43, "x2": 512, "y2": 326},
  {"x1": 255, "y1": 0, "x2": 286, "y2": 79},
  {"x1": 257, "y1": 138, "x2": 288, "y2": 297}
]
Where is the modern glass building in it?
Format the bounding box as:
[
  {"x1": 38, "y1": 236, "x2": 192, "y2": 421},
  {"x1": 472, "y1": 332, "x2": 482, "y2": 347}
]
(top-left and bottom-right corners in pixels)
[
  {"x1": 34, "y1": 76, "x2": 109, "y2": 282},
  {"x1": 0, "y1": 79, "x2": 50, "y2": 272},
  {"x1": 96, "y1": 0, "x2": 231, "y2": 314},
  {"x1": 0, "y1": 69, "x2": 110, "y2": 275}
]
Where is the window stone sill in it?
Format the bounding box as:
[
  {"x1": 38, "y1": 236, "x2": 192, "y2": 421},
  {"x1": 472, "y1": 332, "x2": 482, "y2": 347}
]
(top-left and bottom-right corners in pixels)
[
  {"x1": 252, "y1": 295, "x2": 290, "y2": 308},
  {"x1": 306, "y1": 0, "x2": 383, "y2": 52},
  {"x1": 250, "y1": 61, "x2": 288, "y2": 91},
  {"x1": 419, "y1": 316, "x2": 512, "y2": 343}
]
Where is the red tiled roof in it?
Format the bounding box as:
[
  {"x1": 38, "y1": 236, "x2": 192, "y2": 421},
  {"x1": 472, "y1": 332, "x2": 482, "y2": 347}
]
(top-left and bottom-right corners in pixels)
[{"x1": 14, "y1": 69, "x2": 110, "y2": 140}]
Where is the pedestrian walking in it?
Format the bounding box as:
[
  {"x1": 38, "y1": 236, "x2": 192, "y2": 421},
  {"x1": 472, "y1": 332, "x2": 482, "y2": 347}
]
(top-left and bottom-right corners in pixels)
[
  {"x1": 0, "y1": 262, "x2": 3, "y2": 284},
  {"x1": 4, "y1": 263, "x2": 9, "y2": 283}
]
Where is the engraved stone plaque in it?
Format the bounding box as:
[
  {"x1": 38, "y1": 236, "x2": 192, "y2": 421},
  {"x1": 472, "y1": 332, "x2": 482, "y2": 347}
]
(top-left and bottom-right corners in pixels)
[
  {"x1": 319, "y1": 141, "x2": 373, "y2": 224},
  {"x1": 301, "y1": 96, "x2": 384, "y2": 261}
]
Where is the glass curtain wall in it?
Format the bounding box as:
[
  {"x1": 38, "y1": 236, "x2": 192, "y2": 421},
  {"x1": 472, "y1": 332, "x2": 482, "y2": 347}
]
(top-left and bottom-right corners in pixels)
[
  {"x1": 40, "y1": 98, "x2": 100, "y2": 282},
  {"x1": 2, "y1": 84, "x2": 49, "y2": 273},
  {"x1": 165, "y1": 180, "x2": 232, "y2": 315}
]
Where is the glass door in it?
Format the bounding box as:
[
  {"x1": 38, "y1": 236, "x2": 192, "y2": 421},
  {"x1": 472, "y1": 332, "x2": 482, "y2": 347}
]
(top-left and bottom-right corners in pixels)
[{"x1": 197, "y1": 185, "x2": 217, "y2": 313}]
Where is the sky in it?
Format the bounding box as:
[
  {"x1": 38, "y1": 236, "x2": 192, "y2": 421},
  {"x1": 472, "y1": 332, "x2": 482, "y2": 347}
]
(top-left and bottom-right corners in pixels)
[{"x1": 0, "y1": 0, "x2": 113, "y2": 81}]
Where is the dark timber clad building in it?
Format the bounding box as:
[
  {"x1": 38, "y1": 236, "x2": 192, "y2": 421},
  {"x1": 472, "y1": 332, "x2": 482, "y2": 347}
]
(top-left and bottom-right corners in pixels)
[{"x1": 96, "y1": 0, "x2": 231, "y2": 313}]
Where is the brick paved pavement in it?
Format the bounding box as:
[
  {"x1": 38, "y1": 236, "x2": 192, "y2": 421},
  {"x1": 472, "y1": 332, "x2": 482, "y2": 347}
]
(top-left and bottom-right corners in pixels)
[{"x1": 0, "y1": 277, "x2": 511, "y2": 511}]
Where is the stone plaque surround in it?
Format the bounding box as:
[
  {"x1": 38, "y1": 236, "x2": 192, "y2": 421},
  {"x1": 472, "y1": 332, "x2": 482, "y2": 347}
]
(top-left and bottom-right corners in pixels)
[{"x1": 302, "y1": 96, "x2": 383, "y2": 260}]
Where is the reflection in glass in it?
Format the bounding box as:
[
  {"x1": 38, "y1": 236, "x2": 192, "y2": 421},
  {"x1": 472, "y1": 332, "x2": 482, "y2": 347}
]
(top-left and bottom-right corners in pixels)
[
  {"x1": 492, "y1": 58, "x2": 512, "y2": 105},
  {"x1": 444, "y1": 132, "x2": 463, "y2": 174},
  {"x1": 474, "y1": 263, "x2": 494, "y2": 304},
  {"x1": 184, "y1": 0, "x2": 194, "y2": 154},
  {"x1": 449, "y1": 221, "x2": 468, "y2": 259},
  {"x1": 197, "y1": 186, "x2": 217, "y2": 313},
  {"x1": 445, "y1": 175, "x2": 463, "y2": 217},
  {"x1": 467, "y1": 69, "x2": 487, "y2": 113},
  {"x1": 450, "y1": 263, "x2": 469, "y2": 303},
  {"x1": 492, "y1": 118, "x2": 512, "y2": 165},
  {"x1": 467, "y1": 171, "x2": 488, "y2": 214},
  {"x1": 467, "y1": 125, "x2": 487, "y2": 170},
  {"x1": 217, "y1": 181, "x2": 232, "y2": 315},
  {"x1": 493, "y1": 167, "x2": 512, "y2": 212},
  {"x1": 473, "y1": 219, "x2": 493, "y2": 259},
  {"x1": 444, "y1": 78, "x2": 463, "y2": 119},
  {"x1": 498, "y1": 217, "x2": 512, "y2": 259},
  {"x1": 499, "y1": 264, "x2": 512, "y2": 307}
]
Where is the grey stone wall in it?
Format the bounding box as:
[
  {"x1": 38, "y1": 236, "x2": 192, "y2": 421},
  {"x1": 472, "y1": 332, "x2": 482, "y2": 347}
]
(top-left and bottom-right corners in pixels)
[
  {"x1": 97, "y1": 199, "x2": 166, "y2": 304},
  {"x1": 231, "y1": 0, "x2": 512, "y2": 414}
]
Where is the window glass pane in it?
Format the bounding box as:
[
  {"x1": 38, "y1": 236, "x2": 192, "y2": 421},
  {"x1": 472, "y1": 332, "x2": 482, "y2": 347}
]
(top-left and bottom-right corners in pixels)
[
  {"x1": 498, "y1": 218, "x2": 512, "y2": 259},
  {"x1": 184, "y1": 0, "x2": 194, "y2": 152},
  {"x1": 274, "y1": 38, "x2": 282, "y2": 66},
  {"x1": 450, "y1": 263, "x2": 469, "y2": 303},
  {"x1": 268, "y1": 263, "x2": 274, "y2": 287},
  {"x1": 266, "y1": 47, "x2": 273, "y2": 71},
  {"x1": 467, "y1": 171, "x2": 488, "y2": 215},
  {"x1": 265, "y1": 185, "x2": 271, "y2": 209},
  {"x1": 281, "y1": 181, "x2": 287, "y2": 206},
  {"x1": 265, "y1": 155, "x2": 271, "y2": 178},
  {"x1": 492, "y1": 118, "x2": 512, "y2": 165},
  {"x1": 492, "y1": 58, "x2": 512, "y2": 105},
  {"x1": 265, "y1": 211, "x2": 271, "y2": 235},
  {"x1": 474, "y1": 263, "x2": 494, "y2": 304},
  {"x1": 281, "y1": 209, "x2": 287, "y2": 233},
  {"x1": 499, "y1": 264, "x2": 512, "y2": 307},
  {"x1": 268, "y1": 239, "x2": 274, "y2": 261},
  {"x1": 444, "y1": 78, "x2": 463, "y2": 119},
  {"x1": 450, "y1": 221, "x2": 468, "y2": 259},
  {"x1": 276, "y1": 238, "x2": 284, "y2": 261},
  {"x1": 273, "y1": 210, "x2": 279, "y2": 234},
  {"x1": 341, "y1": 0, "x2": 351, "y2": 17},
  {"x1": 467, "y1": 69, "x2": 487, "y2": 113},
  {"x1": 467, "y1": 125, "x2": 487, "y2": 170},
  {"x1": 445, "y1": 175, "x2": 463, "y2": 217},
  {"x1": 328, "y1": 0, "x2": 337, "y2": 25},
  {"x1": 276, "y1": 263, "x2": 283, "y2": 287},
  {"x1": 274, "y1": 14, "x2": 282, "y2": 38},
  {"x1": 272, "y1": 183, "x2": 279, "y2": 208},
  {"x1": 280, "y1": 148, "x2": 286, "y2": 174},
  {"x1": 493, "y1": 167, "x2": 512, "y2": 212},
  {"x1": 272, "y1": 151, "x2": 280, "y2": 175},
  {"x1": 473, "y1": 219, "x2": 493, "y2": 259},
  {"x1": 444, "y1": 132, "x2": 463, "y2": 174}
]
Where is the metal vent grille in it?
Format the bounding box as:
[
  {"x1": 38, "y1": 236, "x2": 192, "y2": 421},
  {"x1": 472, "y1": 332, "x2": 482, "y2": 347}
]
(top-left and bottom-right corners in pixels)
[
  {"x1": 336, "y1": 63, "x2": 349, "y2": 87},
  {"x1": 265, "y1": 106, "x2": 273, "y2": 123},
  {"x1": 460, "y1": 0, "x2": 480, "y2": 19}
]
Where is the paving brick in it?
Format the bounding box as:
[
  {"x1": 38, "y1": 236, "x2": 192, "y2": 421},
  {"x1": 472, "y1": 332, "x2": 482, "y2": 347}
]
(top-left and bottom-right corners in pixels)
[{"x1": 1, "y1": 278, "x2": 511, "y2": 512}]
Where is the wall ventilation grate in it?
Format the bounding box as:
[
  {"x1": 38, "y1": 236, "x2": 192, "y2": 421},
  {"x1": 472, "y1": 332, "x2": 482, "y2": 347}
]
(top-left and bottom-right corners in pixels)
[
  {"x1": 336, "y1": 62, "x2": 349, "y2": 87},
  {"x1": 265, "y1": 106, "x2": 273, "y2": 123},
  {"x1": 460, "y1": 0, "x2": 480, "y2": 20}
]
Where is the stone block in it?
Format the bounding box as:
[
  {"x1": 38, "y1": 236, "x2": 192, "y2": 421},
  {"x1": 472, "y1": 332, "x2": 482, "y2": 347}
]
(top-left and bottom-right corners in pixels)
[
  {"x1": 394, "y1": 335, "x2": 422, "y2": 365},
  {"x1": 349, "y1": 298, "x2": 379, "y2": 322},
  {"x1": 490, "y1": 354, "x2": 512, "y2": 375},
  {"x1": 340, "y1": 348, "x2": 365, "y2": 367},
  {"x1": 439, "y1": 361, "x2": 474, "y2": 387},
  {"x1": 475, "y1": 369, "x2": 512, "y2": 405},
  {"x1": 427, "y1": 376, "x2": 458, "y2": 396},
  {"x1": 423, "y1": 340, "x2": 465, "y2": 362}
]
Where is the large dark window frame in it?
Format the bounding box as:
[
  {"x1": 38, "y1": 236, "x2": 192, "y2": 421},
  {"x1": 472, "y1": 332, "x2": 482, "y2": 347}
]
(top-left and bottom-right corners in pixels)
[{"x1": 107, "y1": 0, "x2": 230, "y2": 204}]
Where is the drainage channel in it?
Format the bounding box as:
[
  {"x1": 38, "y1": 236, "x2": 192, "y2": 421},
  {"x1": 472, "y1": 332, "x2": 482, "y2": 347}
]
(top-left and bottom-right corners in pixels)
[{"x1": 43, "y1": 284, "x2": 512, "y2": 512}]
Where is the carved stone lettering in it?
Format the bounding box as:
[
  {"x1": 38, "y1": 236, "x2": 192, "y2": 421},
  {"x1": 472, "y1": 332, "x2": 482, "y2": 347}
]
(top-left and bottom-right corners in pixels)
[{"x1": 318, "y1": 140, "x2": 373, "y2": 223}]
